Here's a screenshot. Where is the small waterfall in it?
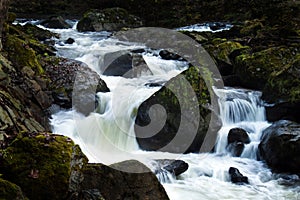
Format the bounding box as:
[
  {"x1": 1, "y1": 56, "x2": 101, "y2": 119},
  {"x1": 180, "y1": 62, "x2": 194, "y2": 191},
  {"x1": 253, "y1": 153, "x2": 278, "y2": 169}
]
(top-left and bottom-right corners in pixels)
[
  {"x1": 214, "y1": 88, "x2": 270, "y2": 157},
  {"x1": 216, "y1": 88, "x2": 266, "y2": 125}
]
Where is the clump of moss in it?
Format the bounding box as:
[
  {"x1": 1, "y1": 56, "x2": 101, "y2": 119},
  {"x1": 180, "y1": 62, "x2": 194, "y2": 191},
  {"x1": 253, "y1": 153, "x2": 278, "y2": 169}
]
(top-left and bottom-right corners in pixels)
[
  {"x1": 206, "y1": 39, "x2": 244, "y2": 65},
  {"x1": 0, "y1": 132, "x2": 74, "y2": 200},
  {"x1": 5, "y1": 35, "x2": 44, "y2": 74},
  {"x1": 0, "y1": 178, "x2": 27, "y2": 200}
]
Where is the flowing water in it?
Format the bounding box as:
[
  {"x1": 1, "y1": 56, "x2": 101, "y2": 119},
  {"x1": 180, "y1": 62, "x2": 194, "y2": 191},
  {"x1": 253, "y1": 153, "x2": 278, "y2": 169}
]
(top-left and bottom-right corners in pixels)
[{"x1": 25, "y1": 21, "x2": 300, "y2": 199}]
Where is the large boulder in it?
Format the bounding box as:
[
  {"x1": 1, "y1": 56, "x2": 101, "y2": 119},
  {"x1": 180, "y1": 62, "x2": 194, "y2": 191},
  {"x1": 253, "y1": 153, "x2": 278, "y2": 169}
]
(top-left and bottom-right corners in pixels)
[
  {"x1": 45, "y1": 57, "x2": 110, "y2": 115},
  {"x1": 39, "y1": 16, "x2": 72, "y2": 29},
  {"x1": 233, "y1": 46, "x2": 300, "y2": 100},
  {"x1": 77, "y1": 8, "x2": 143, "y2": 32},
  {"x1": 135, "y1": 66, "x2": 219, "y2": 153},
  {"x1": 259, "y1": 120, "x2": 300, "y2": 174},
  {"x1": 102, "y1": 51, "x2": 152, "y2": 78},
  {"x1": 68, "y1": 160, "x2": 169, "y2": 200},
  {"x1": 0, "y1": 132, "x2": 77, "y2": 200}
]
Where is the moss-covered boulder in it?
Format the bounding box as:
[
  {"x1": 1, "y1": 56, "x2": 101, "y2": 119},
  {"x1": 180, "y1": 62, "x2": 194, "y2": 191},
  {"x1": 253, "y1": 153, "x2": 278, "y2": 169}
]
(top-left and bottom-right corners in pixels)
[
  {"x1": 0, "y1": 178, "x2": 26, "y2": 200},
  {"x1": 233, "y1": 46, "x2": 300, "y2": 100},
  {"x1": 0, "y1": 132, "x2": 75, "y2": 200},
  {"x1": 204, "y1": 39, "x2": 246, "y2": 76},
  {"x1": 69, "y1": 160, "x2": 169, "y2": 200},
  {"x1": 77, "y1": 7, "x2": 143, "y2": 32},
  {"x1": 135, "y1": 66, "x2": 218, "y2": 153}
]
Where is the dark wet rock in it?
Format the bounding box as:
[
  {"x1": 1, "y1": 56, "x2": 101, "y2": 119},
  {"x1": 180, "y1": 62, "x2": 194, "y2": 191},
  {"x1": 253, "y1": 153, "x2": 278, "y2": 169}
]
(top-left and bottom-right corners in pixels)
[
  {"x1": 69, "y1": 160, "x2": 169, "y2": 200},
  {"x1": 0, "y1": 178, "x2": 26, "y2": 200},
  {"x1": 102, "y1": 51, "x2": 152, "y2": 78},
  {"x1": 65, "y1": 38, "x2": 75, "y2": 44},
  {"x1": 159, "y1": 50, "x2": 184, "y2": 61},
  {"x1": 229, "y1": 167, "x2": 249, "y2": 184},
  {"x1": 40, "y1": 16, "x2": 72, "y2": 29},
  {"x1": 77, "y1": 7, "x2": 143, "y2": 32},
  {"x1": 223, "y1": 75, "x2": 242, "y2": 87},
  {"x1": 259, "y1": 120, "x2": 300, "y2": 174},
  {"x1": 135, "y1": 66, "x2": 220, "y2": 153},
  {"x1": 0, "y1": 132, "x2": 77, "y2": 200},
  {"x1": 266, "y1": 102, "x2": 300, "y2": 124},
  {"x1": 102, "y1": 51, "x2": 133, "y2": 77},
  {"x1": 155, "y1": 159, "x2": 189, "y2": 176},
  {"x1": 131, "y1": 48, "x2": 146, "y2": 54},
  {"x1": 228, "y1": 128, "x2": 250, "y2": 144},
  {"x1": 145, "y1": 81, "x2": 165, "y2": 87},
  {"x1": 227, "y1": 128, "x2": 250, "y2": 157}
]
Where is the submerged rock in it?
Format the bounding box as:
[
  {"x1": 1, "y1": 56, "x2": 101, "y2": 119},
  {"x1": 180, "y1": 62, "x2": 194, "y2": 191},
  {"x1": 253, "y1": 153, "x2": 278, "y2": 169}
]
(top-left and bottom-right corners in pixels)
[
  {"x1": 77, "y1": 7, "x2": 143, "y2": 32},
  {"x1": 227, "y1": 128, "x2": 250, "y2": 157},
  {"x1": 155, "y1": 159, "x2": 189, "y2": 176},
  {"x1": 228, "y1": 167, "x2": 249, "y2": 184},
  {"x1": 259, "y1": 120, "x2": 300, "y2": 174}
]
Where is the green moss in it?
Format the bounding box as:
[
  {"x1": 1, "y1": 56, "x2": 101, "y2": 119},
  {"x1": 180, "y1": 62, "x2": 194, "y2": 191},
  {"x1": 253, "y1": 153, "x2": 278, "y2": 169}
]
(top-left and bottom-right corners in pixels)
[
  {"x1": 240, "y1": 19, "x2": 264, "y2": 36},
  {"x1": 206, "y1": 39, "x2": 244, "y2": 65},
  {"x1": 5, "y1": 35, "x2": 44, "y2": 74},
  {"x1": 0, "y1": 178, "x2": 26, "y2": 200},
  {"x1": 0, "y1": 132, "x2": 74, "y2": 200},
  {"x1": 234, "y1": 46, "x2": 300, "y2": 102}
]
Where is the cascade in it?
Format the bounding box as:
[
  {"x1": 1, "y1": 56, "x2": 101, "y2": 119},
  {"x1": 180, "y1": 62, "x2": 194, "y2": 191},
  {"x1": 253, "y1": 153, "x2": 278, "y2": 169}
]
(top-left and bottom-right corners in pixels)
[
  {"x1": 214, "y1": 88, "x2": 270, "y2": 157},
  {"x1": 38, "y1": 21, "x2": 299, "y2": 200}
]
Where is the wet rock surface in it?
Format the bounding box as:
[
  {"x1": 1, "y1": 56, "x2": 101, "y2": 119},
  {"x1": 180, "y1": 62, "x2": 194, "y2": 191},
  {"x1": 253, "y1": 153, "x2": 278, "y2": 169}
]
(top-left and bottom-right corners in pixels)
[
  {"x1": 68, "y1": 160, "x2": 169, "y2": 200},
  {"x1": 259, "y1": 120, "x2": 300, "y2": 174},
  {"x1": 135, "y1": 66, "x2": 216, "y2": 153},
  {"x1": 229, "y1": 167, "x2": 249, "y2": 184},
  {"x1": 227, "y1": 128, "x2": 250, "y2": 157},
  {"x1": 154, "y1": 159, "x2": 189, "y2": 176}
]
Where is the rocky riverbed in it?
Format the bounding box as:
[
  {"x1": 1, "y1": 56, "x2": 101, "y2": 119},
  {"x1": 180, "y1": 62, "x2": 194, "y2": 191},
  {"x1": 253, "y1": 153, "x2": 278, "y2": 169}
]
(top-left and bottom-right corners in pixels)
[{"x1": 0, "y1": 1, "x2": 300, "y2": 199}]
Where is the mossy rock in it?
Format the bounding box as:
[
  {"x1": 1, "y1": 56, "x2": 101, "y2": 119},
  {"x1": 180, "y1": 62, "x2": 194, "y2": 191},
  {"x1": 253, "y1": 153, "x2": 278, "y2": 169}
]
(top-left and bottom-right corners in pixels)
[
  {"x1": 263, "y1": 54, "x2": 300, "y2": 102},
  {"x1": 240, "y1": 19, "x2": 264, "y2": 36},
  {"x1": 4, "y1": 35, "x2": 44, "y2": 74},
  {"x1": 0, "y1": 132, "x2": 75, "y2": 200},
  {"x1": 135, "y1": 66, "x2": 214, "y2": 153},
  {"x1": 233, "y1": 46, "x2": 299, "y2": 92},
  {"x1": 77, "y1": 7, "x2": 143, "y2": 32},
  {"x1": 206, "y1": 39, "x2": 244, "y2": 65},
  {"x1": 0, "y1": 178, "x2": 27, "y2": 200}
]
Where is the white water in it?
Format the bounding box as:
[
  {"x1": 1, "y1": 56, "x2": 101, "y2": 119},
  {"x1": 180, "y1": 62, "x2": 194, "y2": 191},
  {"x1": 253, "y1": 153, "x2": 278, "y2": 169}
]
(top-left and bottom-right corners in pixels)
[{"x1": 38, "y1": 22, "x2": 300, "y2": 199}]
